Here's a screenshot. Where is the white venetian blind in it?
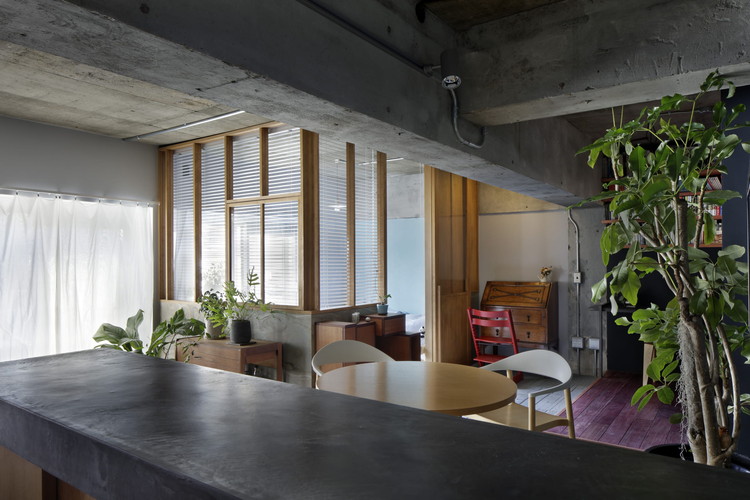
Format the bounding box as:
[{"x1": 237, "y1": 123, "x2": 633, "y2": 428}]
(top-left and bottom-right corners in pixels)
[
  {"x1": 232, "y1": 133, "x2": 261, "y2": 199},
  {"x1": 231, "y1": 204, "x2": 262, "y2": 293},
  {"x1": 264, "y1": 201, "x2": 299, "y2": 306},
  {"x1": 200, "y1": 140, "x2": 226, "y2": 292},
  {"x1": 268, "y1": 127, "x2": 301, "y2": 195},
  {"x1": 172, "y1": 147, "x2": 195, "y2": 300},
  {"x1": 355, "y1": 148, "x2": 379, "y2": 305},
  {"x1": 319, "y1": 138, "x2": 349, "y2": 309}
]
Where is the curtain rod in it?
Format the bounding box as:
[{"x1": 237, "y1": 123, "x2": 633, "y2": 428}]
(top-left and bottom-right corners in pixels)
[{"x1": 0, "y1": 187, "x2": 159, "y2": 207}]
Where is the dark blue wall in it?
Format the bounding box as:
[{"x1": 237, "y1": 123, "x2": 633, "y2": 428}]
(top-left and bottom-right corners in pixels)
[{"x1": 723, "y1": 86, "x2": 750, "y2": 456}]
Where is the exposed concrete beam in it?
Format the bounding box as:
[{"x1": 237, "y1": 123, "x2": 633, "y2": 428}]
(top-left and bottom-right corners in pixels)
[
  {"x1": 455, "y1": 0, "x2": 750, "y2": 125},
  {"x1": 0, "y1": 0, "x2": 600, "y2": 204}
]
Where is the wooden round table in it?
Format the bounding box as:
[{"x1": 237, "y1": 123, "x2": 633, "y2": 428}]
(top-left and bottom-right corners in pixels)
[{"x1": 316, "y1": 361, "x2": 517, "y2": 416}]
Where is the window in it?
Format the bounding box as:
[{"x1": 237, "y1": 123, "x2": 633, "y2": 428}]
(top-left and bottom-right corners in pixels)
[{"x1": 161, "y1": 123, "x2": 385, "y2": 311}]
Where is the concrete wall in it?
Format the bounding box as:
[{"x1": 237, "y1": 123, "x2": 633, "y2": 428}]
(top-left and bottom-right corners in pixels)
[{"x1": 0, "y1": 115, "x2": 157, "y2": 201}]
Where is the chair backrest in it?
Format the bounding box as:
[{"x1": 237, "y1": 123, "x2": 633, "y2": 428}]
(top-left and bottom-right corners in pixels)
[
  {"x1": 467, "y1": 309, "x2": 518, "y2": 355},
  {"x1": 311, "y1": 340, "x2": 394, "y2": 376},
  {"x1": 467, "y1": 308, "x2": 514, "y2": 330},
  {"x1": 480, "y1": 350, "x2": 572, "y2": 385}
]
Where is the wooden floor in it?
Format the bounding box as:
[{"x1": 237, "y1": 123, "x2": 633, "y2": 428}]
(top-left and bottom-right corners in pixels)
[{"x1": 546, "y1": 371, "x2": 682, "y2": 450}]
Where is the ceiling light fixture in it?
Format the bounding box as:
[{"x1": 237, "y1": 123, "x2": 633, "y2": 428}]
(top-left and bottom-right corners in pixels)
[{"x1": 122, "y1": 110, "x2": 246, "y2": 142}]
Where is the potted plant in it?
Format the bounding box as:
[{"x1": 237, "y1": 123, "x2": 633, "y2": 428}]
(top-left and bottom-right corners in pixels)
[
  {"x1": 577, "y1": 71, "x2": 750, "y2": 467},
  {"x1": 93, "y1": 308, "x2": 205, "y2": 358},
  {"x1": 198, "y1": 289, "x2": 227, "y2": 339},
  {"x1": 224, "y1": 269, "x2": 273, "y2": 344},
  {"x1": 376, "y1": 293, "x2": 391, "y2": 315}
]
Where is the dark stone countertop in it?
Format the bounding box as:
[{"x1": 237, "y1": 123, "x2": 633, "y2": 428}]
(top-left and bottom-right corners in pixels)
[{"x1": 1, "y1": 349, "x2": 748, "y2": 499}]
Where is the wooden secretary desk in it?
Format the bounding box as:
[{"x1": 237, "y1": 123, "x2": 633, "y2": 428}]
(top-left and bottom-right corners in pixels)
[{"x1": 480, "y1": 281, "x2": 558, "y2": 350}]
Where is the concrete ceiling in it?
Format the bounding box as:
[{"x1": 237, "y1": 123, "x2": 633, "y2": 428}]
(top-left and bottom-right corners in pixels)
[
  {"x1": 0, "y1": 0, "x2": 745, "y2": 204},
  {"x1": 0, "y1": 41, "x2": 270, "y2": 145},
  {"x1": 0, "y1": 1, "x2": 571, "y2": 147}
]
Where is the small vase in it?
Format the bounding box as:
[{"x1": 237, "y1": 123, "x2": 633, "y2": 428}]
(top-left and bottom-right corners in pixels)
[
  {"x1": 376, "y1": 304, "x2": 388, "y2": 315},
  {"x1": 206, "y1": 322, "x2": 223, "y2": 340},
  {"x1": 229, "y1": 319, "x2": 252, "y2": 344}
]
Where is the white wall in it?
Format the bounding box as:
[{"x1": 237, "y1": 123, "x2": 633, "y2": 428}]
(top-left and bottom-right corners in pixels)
[
  {"x1": 0, "y1": 116, "x2": 157, "y2": 201},
  {"x1": 478, "y1": 210, "x2": 570, "y2": 353},
  {"x1": 387, "y1": 217, "x2": 425, "y2": 317}
]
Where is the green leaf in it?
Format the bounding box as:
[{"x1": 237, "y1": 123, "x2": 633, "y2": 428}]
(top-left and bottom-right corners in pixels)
[
  {"x1": 669, "y1": 413, "x2": 684, "y2": 424},
  {"x1": 609, "y1": 295, "x2": 619, "y2": 316},
  {"x1": 591, "y1": 276, "x2": 608, "y2": 303},
  {"x1": 656, "y1": 385, "x2": 675, "y2": 404},
  {"x1": 690, "y1": 290, "x2": 708, "y2": 315},
  {"x1": 638, "y1": 392, "x2": 655, "y2": 410},
  {"x1": 702, "y1": 212, "x2": 715, "y2": 245},
  {"x1": 642, "y1": 176, "x2": 671, "y2": 202},
  {"x1": 631, "y1": 384, "x2": 655, "y2": 406},
  {"x1": 719, "y1": 245, "x2": 745, "y2": 260},
  {"x1": 628, "y1": 146, "x2": 647, "y2": 177},
  {"x1": 621, "y1": 270, "x2": 641, "y2": 306},
  {"x1": 600, "y1": 224, "x2": 627, "y2": 265},
  {"x1": 125, "y1": 309, "x2": 144, "y2": 338},
  {"x1": 703, "y1": 190, "x2": 741, "y2": 205}
]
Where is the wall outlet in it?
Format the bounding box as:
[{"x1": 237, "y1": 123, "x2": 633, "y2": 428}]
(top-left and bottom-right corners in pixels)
[
  {"x1": 573, "y1": 272, "x2": 582, "y2": 283},
  {"x1": 571, "y1": 336, "x2": 584, "y2": 349},
  {"x1": 588, "y1": 337, "x2": 601, "y2": 350}
]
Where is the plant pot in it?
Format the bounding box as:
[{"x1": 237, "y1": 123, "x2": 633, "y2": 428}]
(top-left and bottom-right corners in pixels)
[
  {"x1": 646, "y1": 443, "x2": 750, "y2": 473},
  {"x1": 229, "y1": 319, "x2": 252, "y2": 344},
  {"x1": 205, "y1": 322, "x2": 224, "y2": 340},
  {"x1": 376, "y1": 304, "x2": 388, "y2": 315}
]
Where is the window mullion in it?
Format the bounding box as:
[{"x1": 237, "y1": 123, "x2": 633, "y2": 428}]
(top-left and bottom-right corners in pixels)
[
  {"x1": 193, "y1": 143, "x2": 202, "y2": 300},
  {"x1": 346, "y1": 142, "x2": 356, "y2": 306}
]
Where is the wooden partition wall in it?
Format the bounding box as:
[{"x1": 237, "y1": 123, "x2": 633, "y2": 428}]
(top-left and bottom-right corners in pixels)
[{"x1": 425, "y1": 166, "x2": 478, "y2": 364}]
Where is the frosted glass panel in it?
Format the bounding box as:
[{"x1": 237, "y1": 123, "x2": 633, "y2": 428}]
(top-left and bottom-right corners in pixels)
[
  {"x1": 201, "y1": 141, "x2": 226, "y2": 292},
  {"x1": 231, "y1": 204, "x2": 261, "y2": 293},
  {"x1": 268, "y1": 127, "x2": 301, "y2": 195},
  {"x1": 172, "y1": 147, "x2": 195, "y2": 300},
  {"x1": 264, "y1": 201, "x2": 299, "y2": 306},
  {"x1": 319, "y1": 138, "x2": 349, "y2": 309},
  {"x1": 233, "y1": 133, "x2": 261, "y2": 199}
]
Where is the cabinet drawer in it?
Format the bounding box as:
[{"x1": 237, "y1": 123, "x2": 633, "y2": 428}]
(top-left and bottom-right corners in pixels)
[
  {"x1": 514, "y1": 323, "x2": 548, "y2": 344},
  {"x1": 511, "y1": 308, "x2": 545, "y2": 326}
]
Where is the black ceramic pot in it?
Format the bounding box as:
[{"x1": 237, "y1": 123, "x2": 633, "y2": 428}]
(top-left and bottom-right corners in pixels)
[
  {"x1": 229, "y1": 319, "x2": 252, "y2": 344},
  {"x1": 646, "y1": 443, "x2": 750, "y2": 473}
]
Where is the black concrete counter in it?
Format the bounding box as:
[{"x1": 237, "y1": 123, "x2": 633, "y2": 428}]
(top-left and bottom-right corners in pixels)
[{"x1": 1, "y1": 349, "x2": 748, "y2": 499}]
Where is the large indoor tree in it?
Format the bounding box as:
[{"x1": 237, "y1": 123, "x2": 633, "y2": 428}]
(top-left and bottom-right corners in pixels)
[{"x1": 578, "y1": 72, "x2": 750, "y2": 466}]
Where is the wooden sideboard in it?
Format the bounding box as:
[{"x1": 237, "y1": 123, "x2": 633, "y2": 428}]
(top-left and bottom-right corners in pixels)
[
  {"x1": 176, "y1": 338, "x2": 283, "y2": 381},
  {"x1": 480, "y1": 281, "x2": 558, "y2": 349}
]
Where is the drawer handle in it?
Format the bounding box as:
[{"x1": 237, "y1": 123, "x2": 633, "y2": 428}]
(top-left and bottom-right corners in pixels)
[
  {"x1": 526, "y1": 332, "x2": 531, "y2": 339},
  {"x1": 527, "y1": 314, "x2": 531, "y2": 322}
]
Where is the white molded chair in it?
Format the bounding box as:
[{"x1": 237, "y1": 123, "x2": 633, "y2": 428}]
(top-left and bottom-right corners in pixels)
[
  {"x1": 311, "y1": 340, "x2": 394, "y2": 376},
  {"x1": 467, "y1": 350, "x2": 576, "y2": 438}
]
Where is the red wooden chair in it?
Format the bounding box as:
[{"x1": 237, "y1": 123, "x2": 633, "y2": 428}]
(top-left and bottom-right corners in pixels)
[{"x1": 467, "y1": 308, "x2": 522, "y2": 381}]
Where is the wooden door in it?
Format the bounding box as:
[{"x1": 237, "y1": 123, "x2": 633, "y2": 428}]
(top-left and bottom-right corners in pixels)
[{"x1": 425, "y1": 166, "x2": 478, "y2": 364}]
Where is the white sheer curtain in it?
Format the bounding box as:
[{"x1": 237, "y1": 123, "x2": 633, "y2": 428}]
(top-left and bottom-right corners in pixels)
[{"x1": 0, "y1": 192, "x2": 154, "y2": 362}]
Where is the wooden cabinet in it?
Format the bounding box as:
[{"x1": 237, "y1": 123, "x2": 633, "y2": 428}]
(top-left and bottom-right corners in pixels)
[
  {"x1": 368, "y1": 313, "x2": 406, "y2": 336},
  {"x1": 480, "y1": 281, "x2": 558, "y2": 349},
  {"x1": 176, "y1": 338, "x2": 283, "y2": 381},
  {"x1": 376, "y1": 332, "x2": 421, "y2": 361},
  {"x1": 314, "y1": 321, "x2": 377, "y2": 375}
]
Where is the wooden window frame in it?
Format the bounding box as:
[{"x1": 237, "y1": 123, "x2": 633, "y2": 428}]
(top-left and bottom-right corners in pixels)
[{"x1": 158, "y1": 123, "x2": 386, "y2": 312}]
